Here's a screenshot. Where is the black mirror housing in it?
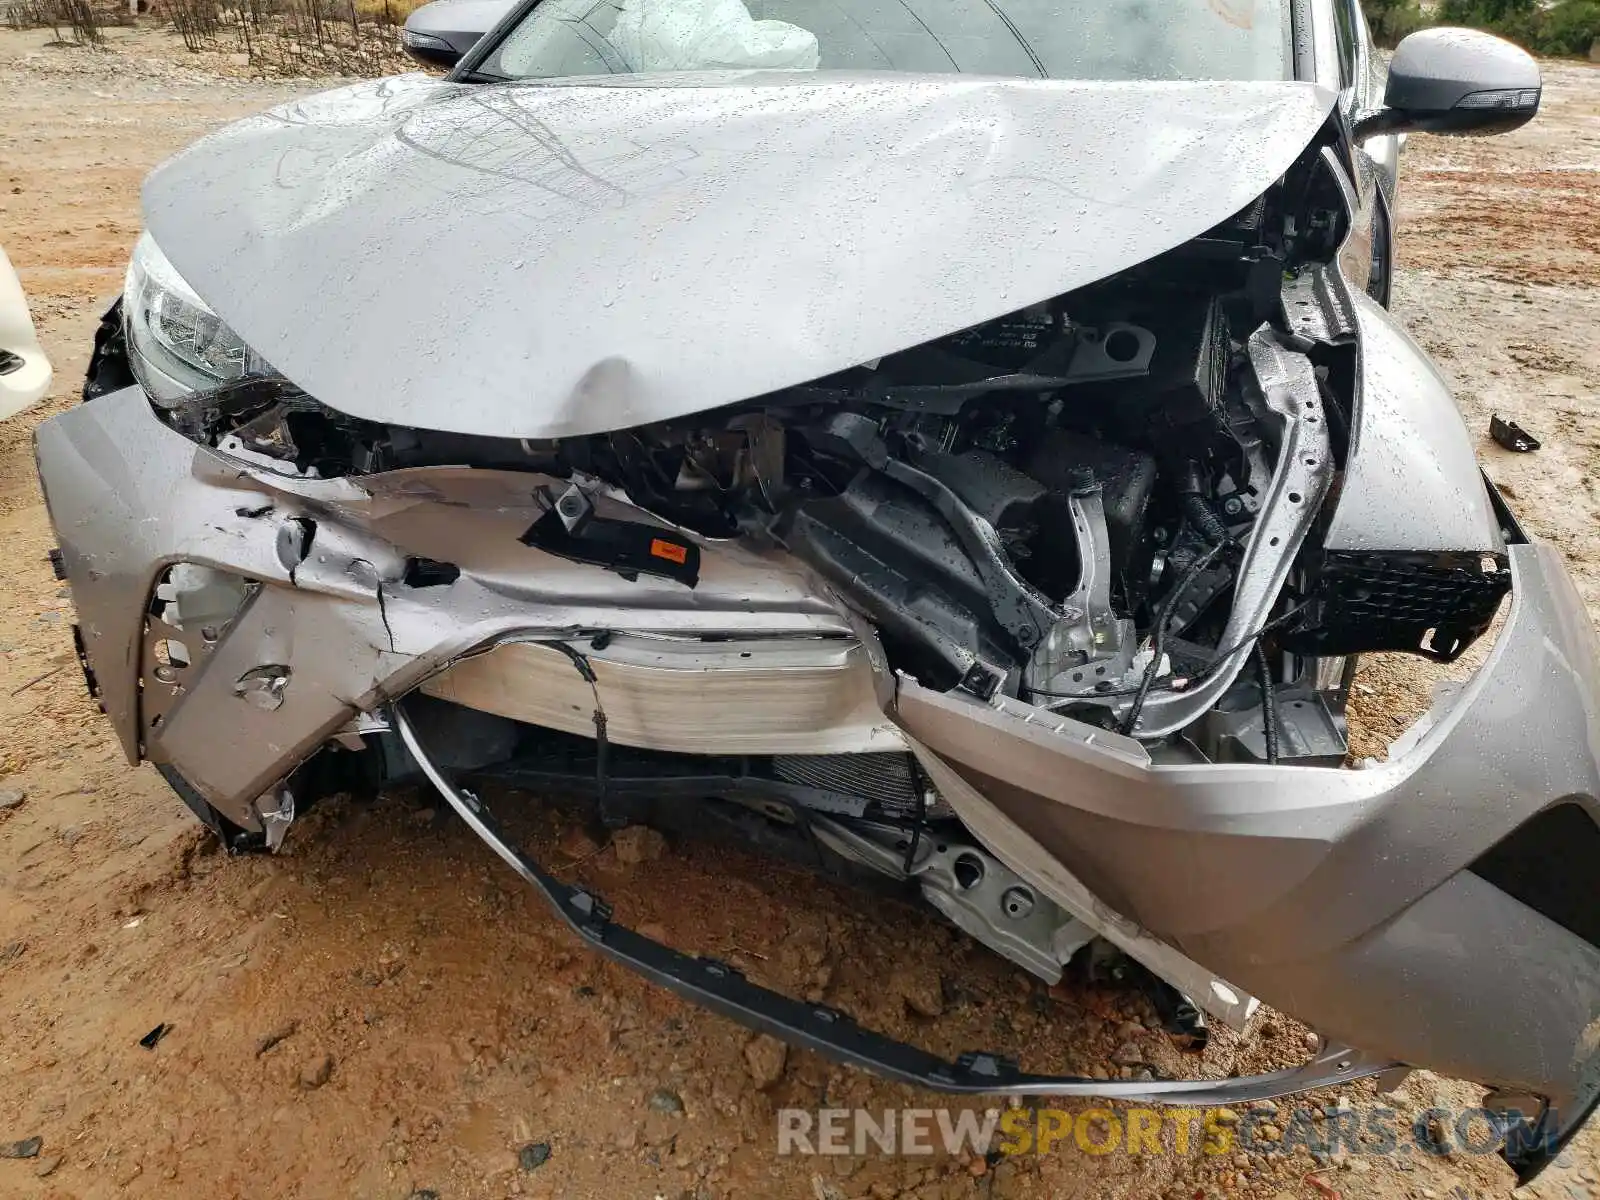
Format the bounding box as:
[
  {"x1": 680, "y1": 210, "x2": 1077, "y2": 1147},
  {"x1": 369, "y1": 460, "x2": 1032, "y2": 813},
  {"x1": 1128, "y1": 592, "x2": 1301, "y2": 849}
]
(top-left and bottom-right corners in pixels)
[
  {"x1": 401, "y1": 26, "x2": 466, "y2": 68},
  {"x1": 1357, "y1": 27, "x2": 1541, "y2": 139}
]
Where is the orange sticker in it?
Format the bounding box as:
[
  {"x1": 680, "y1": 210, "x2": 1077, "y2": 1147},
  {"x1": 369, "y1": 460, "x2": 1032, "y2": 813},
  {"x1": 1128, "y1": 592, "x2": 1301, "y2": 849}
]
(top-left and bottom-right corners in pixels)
[{"x1": 650, "y1": 538, "x2": 689, "y2": 565}]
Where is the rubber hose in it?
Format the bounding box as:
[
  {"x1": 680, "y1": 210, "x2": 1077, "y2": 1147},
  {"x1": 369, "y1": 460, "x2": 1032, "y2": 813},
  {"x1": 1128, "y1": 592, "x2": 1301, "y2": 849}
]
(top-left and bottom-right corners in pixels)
[{"x1": 1183, "y1": 492, "x2": 1234, "y2": 548}]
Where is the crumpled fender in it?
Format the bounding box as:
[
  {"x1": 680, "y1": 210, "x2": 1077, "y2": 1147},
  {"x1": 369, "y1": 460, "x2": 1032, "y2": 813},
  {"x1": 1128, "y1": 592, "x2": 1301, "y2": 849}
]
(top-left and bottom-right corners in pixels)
[{"x1": 1330, "y1": 288, "x2": 1503, "y2": 552}]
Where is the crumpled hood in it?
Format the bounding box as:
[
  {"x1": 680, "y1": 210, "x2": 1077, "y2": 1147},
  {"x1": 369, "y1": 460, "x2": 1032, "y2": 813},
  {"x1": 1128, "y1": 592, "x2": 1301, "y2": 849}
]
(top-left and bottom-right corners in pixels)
[{"x1": 143, "y1": 72, "x2": 1335, "y2": 439}]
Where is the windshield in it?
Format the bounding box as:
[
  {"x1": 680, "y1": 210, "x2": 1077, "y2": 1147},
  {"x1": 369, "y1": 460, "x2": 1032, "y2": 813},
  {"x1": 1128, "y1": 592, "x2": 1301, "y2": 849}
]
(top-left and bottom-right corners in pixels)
[{"x1": 474, "y1": 0, "x2": 1293, "y2": 83}]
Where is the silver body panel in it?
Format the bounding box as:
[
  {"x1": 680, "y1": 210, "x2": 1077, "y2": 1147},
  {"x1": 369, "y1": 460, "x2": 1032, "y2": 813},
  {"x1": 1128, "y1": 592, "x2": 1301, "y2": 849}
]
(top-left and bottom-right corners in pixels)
[
  {"x1": 894, "y1": 538, "x2": 1600, "y2": 1107},
  {"x1": 141, "y1": 74, "x2": 1334, "y2": 438},
  {"x1": 1327, "y1": 283, "x2": 1502, "y2": 552}
]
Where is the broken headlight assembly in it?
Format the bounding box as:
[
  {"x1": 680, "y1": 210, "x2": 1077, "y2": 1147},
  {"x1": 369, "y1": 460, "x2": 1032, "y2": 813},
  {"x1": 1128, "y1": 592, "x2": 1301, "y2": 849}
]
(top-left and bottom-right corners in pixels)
[{"x1": 122, "y1": 232, "x2": 278, "y2": 404}]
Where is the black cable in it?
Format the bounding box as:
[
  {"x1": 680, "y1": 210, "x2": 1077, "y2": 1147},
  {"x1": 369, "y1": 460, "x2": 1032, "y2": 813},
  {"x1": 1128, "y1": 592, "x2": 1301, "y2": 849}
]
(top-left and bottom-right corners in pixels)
[
  {"x1": 1119, "y1": 539, "x2": 1232, "y2": 735},
  {"x1": 1255, "y1": 642, "x2": 1280, "y2": 764},
  {"x1": 1183, "y1": 493, "x2": 1235, "y2": 548},
  {"x1": 902, "y1": 786, "x2": 927, "y2": 876},
  {"x1": 1175, "y1": 462, "x2": 1236, "y2": 549}
]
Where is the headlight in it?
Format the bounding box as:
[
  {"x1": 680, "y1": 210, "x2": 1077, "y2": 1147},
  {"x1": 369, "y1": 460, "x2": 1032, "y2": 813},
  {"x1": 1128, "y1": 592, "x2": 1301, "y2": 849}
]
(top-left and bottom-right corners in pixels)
[{"x1": 123, "y1": 231, "x2": 275, "y2": 404}]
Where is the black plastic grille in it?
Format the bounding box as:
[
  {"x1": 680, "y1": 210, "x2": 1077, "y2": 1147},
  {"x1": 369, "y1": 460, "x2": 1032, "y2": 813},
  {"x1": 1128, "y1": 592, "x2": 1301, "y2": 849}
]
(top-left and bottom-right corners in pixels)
[{"x1": 1284, "y1": 550, "x2": 1511, "y2": 662}]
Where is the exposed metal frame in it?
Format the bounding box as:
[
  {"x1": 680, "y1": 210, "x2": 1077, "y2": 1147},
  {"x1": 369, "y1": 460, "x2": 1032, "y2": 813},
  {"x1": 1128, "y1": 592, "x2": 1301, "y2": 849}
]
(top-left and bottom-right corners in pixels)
[{"x1": 1115, "y1": 328, "x2": 1334, "y2": 737}]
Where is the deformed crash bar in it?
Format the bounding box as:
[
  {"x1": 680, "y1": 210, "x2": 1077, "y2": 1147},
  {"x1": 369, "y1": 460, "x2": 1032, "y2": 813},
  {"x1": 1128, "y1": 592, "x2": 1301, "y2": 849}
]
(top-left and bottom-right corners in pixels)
[{"x1": 391, "y1": 700, "x2": 1397, "y2": 1102}]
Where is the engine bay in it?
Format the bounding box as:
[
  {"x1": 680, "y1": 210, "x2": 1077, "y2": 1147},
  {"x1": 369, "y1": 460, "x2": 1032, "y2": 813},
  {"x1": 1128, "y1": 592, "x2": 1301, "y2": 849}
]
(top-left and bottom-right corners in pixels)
[
  {"x1": 122, "y1": 161, "x2": 1510, "y2": 762},
  {"x1": 161, "y1": 280, "x2": 1315, "y2": 751}
]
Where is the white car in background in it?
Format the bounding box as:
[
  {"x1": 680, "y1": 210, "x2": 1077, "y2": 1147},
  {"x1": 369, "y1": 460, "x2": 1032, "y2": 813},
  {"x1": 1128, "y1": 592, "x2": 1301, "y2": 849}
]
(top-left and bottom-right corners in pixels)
[{"x1": 0, "y1": 246, "x2": 51, "y2": 419}]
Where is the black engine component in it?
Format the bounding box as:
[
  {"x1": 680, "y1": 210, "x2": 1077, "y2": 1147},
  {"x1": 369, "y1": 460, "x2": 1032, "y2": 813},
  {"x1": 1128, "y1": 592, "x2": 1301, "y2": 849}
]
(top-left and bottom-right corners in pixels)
[
  {"x1": 914, "y1": 447, "x2": 1075, "y2": 594},
  {"x1": 1063, "y1": 293, "x2": 1232, "y2": 450},
  {"x1": 1022, "y1": 429, "x2": 1157, "y2": 594},
  {"x1": 917, "y1": 448, "x2": 1050, "y2": 535},
  {"x1": 1281, "y1": 550, "x2": 1511, "y2": 662},
  {"x1": 780, "y1": 472, "x2": 1017, "y2": 694},
  {"x1": 801, "y1": 413, "x2": 1060, "y2": 655},
  {"x1": 520, "y1": 487, "x2": 701, "y2": 587}
]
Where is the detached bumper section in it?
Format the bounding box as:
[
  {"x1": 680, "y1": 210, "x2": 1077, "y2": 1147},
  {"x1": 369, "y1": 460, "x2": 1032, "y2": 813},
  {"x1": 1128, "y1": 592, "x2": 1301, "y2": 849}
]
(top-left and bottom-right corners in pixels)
[
  {"x1": 34, "y1": 388, "x2": 1600, "y2": 1160},
  {"x1": 389, "y1": 701, "x2": 1396, "y2": 1104},
  {"x1": 895, "y1": 538, "x2": 1600, "y2": 1171},
  {"x1": 34, "y1": 386, "x2": 872, "y2": 828}
]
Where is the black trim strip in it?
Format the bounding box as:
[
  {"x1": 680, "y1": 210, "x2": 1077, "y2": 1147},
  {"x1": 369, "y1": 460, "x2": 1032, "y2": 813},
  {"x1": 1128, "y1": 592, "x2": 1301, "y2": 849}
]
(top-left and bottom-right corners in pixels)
[
  {"x1": 1289, "y1": 0, "x2": 1318, "y2": 83},
  {"x1": 1508, "y1": 1096, "x2": 1589, "y2": 1185},
  {"x1": 1483, "y1": 469, "x2": 1531, "y2": 546},
  {"x1": 391, "y1": 700, "x2": 1395, "y2": 1103}
]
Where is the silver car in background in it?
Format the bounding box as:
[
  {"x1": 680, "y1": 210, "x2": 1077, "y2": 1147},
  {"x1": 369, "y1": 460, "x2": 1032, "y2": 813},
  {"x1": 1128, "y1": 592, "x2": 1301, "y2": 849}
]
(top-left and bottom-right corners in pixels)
[{"x1": 37, "y1": 0, "x2": 1588, "y2": 1183}]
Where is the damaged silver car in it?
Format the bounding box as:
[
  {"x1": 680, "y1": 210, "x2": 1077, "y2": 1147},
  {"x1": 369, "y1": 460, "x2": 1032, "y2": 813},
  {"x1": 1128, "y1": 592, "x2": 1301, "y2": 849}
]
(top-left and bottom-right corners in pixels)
[{"x1": 34, "y1": 0, "x2": 1593, "y2": 1181}]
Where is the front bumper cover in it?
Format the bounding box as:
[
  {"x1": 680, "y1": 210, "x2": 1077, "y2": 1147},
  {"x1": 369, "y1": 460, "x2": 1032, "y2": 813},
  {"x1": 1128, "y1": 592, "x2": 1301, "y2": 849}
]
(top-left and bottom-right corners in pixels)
[
  {"x1": 35, "y1": 387, "x2": 1600, "y2": 1170},
  {"x1": 896, "y1": 538, "x2": 1600, "y2": 1143}
]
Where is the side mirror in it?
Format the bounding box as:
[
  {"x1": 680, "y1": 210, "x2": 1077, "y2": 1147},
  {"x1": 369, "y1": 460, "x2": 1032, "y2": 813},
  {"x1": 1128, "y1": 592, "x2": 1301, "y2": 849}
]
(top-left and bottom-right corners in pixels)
[
  {"x1": 401, "y1": 24, "x2": 466, "y2": 69},
  {"x1": 1357, "y1": 27, "x2": 1541, "y2": 140},
  {"x1": 402, "y1": 0, "x2": 518, "y2": 71}
]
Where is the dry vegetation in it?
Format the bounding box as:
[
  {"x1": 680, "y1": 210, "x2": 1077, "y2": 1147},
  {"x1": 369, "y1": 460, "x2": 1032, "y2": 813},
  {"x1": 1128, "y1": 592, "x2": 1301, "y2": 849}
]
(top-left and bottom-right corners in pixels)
[
  {"x1": 4, "y1": 0, "x2": 422, "y2": 75},
  {"x1": 2, "y1": 0, "x2": 125, "y2": 46}
]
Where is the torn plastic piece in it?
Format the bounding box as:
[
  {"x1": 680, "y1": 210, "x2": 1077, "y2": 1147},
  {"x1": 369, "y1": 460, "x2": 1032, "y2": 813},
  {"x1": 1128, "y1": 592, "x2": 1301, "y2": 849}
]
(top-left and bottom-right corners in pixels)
[
  {"x1": 520, "y1": 489, "x2": 700, "y2": 587},
  {"x1": 1375, "y1": 1065, "x2": 1413, "y2": 1095},
  {"x1": 1490, "y1": 414, "x2": 1540, "y2": 452},
  {"x1": 258, "y1": 787, "x2": 295, "y2": 852},
  {"x1": 139, "y1": 1022, "x2": 170, "y2": 1050}
]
